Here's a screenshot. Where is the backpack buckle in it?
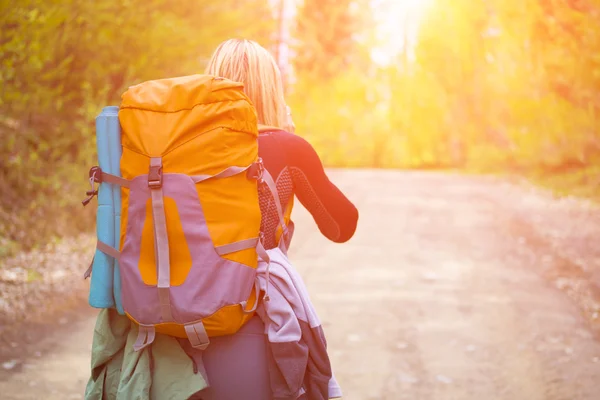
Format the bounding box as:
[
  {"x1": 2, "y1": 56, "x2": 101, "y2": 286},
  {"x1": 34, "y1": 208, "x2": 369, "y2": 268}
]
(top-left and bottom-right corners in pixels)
[
  {"x1": 148, "y1": 164, "x2": 163, "y2": 188},
  {"x1": 82, "y1": 166, "x2": 102, "y2": 206},
  {"x1": 89, "y1": 166, "x2": 102, "y2": 183},
  {"x1": 247, "y1": 158, "x2": 264, "y2": 182}
]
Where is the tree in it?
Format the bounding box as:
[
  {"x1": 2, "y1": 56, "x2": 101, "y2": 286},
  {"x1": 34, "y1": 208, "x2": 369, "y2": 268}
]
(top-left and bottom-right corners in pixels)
[
  {"x1": 390, "y1": 0, "x2": 600, "y2": 171},
  {"x1": 292, "y1": 0, "x2": 362, "y2": 80},
  {"x1": 406, "y1": 0, "x2": 492, "y2": 166},
  {"x1": 0, "y1": 0, "x2": 276, "y2": 254}
]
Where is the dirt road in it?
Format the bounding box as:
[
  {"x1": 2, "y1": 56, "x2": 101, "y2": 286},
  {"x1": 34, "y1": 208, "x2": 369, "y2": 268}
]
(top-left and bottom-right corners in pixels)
[{"x1": 1, "y1": 170, "x2": 600, "y2": 399}]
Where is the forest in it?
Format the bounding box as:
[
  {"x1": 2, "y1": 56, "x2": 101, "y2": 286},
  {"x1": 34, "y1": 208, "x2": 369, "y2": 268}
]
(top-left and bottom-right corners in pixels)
[{"x1": 1, "y1": 0, "x2": 598, "y2": 255}]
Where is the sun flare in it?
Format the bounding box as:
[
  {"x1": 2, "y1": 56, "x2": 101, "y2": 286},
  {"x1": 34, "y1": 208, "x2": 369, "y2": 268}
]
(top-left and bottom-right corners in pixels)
[{"x1": 370, "y1": 0, "x2": 434, "y2": 66}]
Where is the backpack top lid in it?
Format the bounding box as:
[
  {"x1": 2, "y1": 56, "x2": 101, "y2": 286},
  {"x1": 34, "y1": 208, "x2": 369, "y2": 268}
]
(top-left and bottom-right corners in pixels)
[{"x1": 118, "y1": 74, "x2": 259, "y2": 159}]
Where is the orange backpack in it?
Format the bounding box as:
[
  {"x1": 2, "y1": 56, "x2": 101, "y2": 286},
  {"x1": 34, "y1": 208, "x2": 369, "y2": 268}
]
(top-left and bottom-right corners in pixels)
[{"x1": 93, "y1": 75, "x2": 288, "y2": 351}]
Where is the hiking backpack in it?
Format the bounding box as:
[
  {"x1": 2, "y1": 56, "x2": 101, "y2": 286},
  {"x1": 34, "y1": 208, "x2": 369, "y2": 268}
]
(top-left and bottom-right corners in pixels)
[{"x1": 83, "y1": 74, "x2": 290, "y2": 351}]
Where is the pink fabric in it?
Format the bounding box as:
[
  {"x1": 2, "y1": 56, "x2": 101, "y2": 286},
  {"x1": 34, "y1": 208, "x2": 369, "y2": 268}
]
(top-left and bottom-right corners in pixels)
[
  {"x1": 256, "y1": 248, "x2": 342, "y2": 400},
  {"x1": 192, "y1": 317, "x2": 271, "y2": 400},
  {"x1": 189, "y1": 248, "x2": 341, "y2": 400}
]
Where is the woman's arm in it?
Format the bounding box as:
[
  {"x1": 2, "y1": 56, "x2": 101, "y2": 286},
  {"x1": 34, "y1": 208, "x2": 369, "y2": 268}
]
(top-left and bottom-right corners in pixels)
[{"x1": 275, "y1": 131, "x2": 359, "y2": 243}]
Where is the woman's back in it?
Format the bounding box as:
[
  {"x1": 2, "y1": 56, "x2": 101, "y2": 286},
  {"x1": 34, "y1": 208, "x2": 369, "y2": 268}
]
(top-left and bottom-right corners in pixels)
[
  {"x1": 193, "y1": 130, "x2": 357, "y2": 400},
  {"x1": 195, "y1": 38, "x2": 358, "y2": 400}
]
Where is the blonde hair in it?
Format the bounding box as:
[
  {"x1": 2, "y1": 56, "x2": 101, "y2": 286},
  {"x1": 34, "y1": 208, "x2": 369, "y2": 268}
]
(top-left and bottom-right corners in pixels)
[{"x1": 205, "y1": 39, "x2": 287, "y2": 129}]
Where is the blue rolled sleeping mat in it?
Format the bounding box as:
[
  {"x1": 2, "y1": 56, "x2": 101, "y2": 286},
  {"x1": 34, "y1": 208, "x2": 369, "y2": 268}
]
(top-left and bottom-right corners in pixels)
[{"x1": 88, "y1": 106, "x2": 124, "y2": 314}]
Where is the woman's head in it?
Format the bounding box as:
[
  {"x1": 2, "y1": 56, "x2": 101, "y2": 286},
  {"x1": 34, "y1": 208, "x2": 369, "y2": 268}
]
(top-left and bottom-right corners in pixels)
[{"x1": 205, "y1": 39, "x2": 288, "y2": 129}]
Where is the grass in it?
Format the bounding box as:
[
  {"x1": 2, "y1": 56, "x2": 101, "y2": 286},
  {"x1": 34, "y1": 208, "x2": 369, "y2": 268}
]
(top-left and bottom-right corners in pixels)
[{"x1": 527, "y1": 165, "x2": 600, "y2": 203}]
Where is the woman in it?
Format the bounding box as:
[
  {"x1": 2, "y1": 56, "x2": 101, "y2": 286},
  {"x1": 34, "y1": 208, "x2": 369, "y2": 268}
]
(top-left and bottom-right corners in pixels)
[{"x1": 192, "y1": 39, "x2": 359, "y2": 399}]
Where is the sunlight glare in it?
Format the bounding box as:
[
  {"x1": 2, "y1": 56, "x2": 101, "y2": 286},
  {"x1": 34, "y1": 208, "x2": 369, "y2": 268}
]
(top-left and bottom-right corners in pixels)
[{"x1": 370, "y1": 0, "x2": 434, "y2": 66}]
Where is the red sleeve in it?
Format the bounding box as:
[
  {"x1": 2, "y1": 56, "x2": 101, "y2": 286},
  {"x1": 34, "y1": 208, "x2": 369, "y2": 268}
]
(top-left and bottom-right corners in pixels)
[{"x1": 275, "y1": 131, "x2": 359, "y2": 243}]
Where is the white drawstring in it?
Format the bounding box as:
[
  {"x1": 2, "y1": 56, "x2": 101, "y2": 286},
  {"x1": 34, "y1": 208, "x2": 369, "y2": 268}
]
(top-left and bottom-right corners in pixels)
[{"x1": 257, "y1": 235, "x2": 271, "y2": 302}]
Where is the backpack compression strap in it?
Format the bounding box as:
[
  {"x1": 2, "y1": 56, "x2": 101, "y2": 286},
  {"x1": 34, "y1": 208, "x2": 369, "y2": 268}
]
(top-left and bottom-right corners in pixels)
[
  {"x1": 83, "y1": 161, "x2": 268, "y2": 274},
  {"x1": 148, "y1": 157, "x2": 174, "y2": 324}
]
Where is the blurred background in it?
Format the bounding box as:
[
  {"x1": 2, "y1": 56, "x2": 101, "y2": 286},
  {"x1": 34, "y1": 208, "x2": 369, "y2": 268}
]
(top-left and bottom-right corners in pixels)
[
  {"x1": 1, "y1": 0, "x2": 598, "y2": 257},
  {"x1": 1, "y1": 1, "x2": 600, "y2": 398}
]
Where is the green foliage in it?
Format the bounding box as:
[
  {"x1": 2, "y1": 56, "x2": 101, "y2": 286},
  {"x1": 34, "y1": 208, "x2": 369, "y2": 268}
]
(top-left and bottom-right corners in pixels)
[
  {"x1": 2, "y1": 0, "x2": 599, "y2": 255},
  {"x1": 529, "y1": 164, "x2": 600, "y2": 202},
  {"x1": 287, "y1": 0, "x2": 598, "y2": 200},
  {"x1": 384, "y1": 0, "x2": 600, "y2": 173},
  {"x1": 0, "y1": 0, "x2": 275, "y2": 255},
  {"x1": 289, "y1": 67, "x2": 393, "y2": 168}
]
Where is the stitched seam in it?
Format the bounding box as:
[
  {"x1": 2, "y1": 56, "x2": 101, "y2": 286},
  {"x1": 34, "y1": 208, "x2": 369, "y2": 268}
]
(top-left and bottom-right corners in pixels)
[
  {"x1": 163, "y1": 126, "x2": 256, "y2": 157},
  {"x1": 120, "y1": 97, "x2": 251, "y2": 114},
  {"x1": 120, "y1": 126, "x2": 257, "y2": 158}
]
